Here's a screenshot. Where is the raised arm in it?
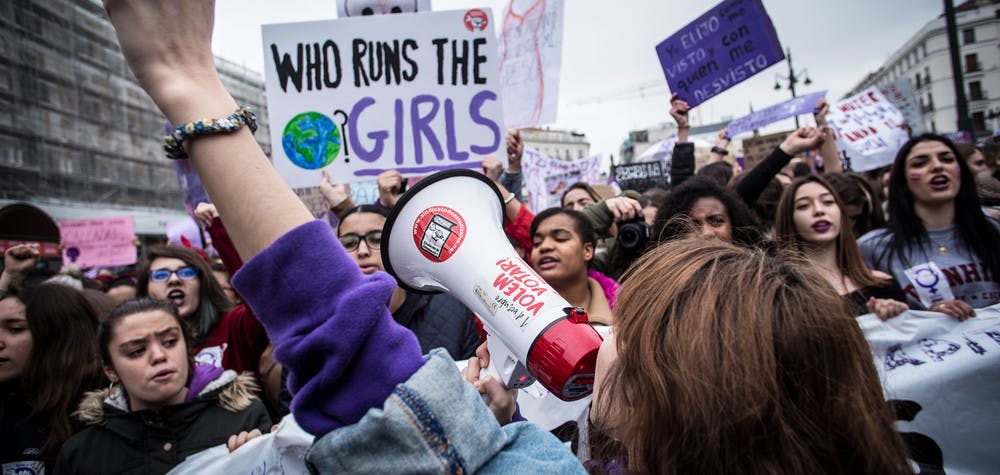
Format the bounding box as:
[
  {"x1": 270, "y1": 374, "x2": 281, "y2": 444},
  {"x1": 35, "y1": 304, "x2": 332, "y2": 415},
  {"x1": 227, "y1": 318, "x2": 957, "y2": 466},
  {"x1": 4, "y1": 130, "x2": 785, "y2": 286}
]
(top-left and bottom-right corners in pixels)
[
  {"x1": 103, "y1": 0, "x2": 312, "y2": 261},
  {"x1": 735, "y1": 127, "x2": 824, "y2": 206},
  {"x1": 813, "y1": 98, "x2": 842, "y2": 173},
  {"x1": 104, "y1": 0, "x2": 424, "y2": 437}
]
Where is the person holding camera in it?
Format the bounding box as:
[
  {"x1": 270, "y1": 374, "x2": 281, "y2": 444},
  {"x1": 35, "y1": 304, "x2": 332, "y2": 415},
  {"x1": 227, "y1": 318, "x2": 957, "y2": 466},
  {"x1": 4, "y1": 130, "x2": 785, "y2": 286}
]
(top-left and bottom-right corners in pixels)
[{"x1": 578, "y1": 193, "x2": 649, "y2": 281}]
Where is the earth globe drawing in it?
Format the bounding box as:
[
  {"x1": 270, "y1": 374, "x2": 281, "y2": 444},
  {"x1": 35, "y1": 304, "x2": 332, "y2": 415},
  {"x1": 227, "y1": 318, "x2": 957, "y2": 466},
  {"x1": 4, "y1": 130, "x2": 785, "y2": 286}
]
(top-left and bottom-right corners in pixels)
[{"x1": 282, "y1": 112, "x2": 342, "y2": 169}]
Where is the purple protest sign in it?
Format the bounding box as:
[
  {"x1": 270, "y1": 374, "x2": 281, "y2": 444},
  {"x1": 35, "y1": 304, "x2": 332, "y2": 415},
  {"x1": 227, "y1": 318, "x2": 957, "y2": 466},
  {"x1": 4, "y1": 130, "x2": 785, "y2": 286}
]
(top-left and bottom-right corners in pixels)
[
  {"x1": 726, "y1": 90, "x2": 826, "y2": 137},
  {"x1": 655, "y1": 0, "x2": 784, "y2": 108}
]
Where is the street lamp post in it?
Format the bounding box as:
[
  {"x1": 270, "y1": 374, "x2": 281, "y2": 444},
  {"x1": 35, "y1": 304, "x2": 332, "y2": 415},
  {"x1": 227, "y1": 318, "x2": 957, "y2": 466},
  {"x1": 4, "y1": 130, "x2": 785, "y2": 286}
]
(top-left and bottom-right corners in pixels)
[{"x1": 774, "y1": 48, "x2": 812, "y2": 127}]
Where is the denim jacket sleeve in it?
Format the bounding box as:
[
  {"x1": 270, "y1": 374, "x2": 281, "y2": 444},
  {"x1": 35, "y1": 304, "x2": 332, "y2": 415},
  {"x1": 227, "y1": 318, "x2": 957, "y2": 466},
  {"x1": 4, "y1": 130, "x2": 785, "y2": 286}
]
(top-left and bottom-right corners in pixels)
[{"x1": 306, "y1": 349, "x2": 586, "y2": 475}]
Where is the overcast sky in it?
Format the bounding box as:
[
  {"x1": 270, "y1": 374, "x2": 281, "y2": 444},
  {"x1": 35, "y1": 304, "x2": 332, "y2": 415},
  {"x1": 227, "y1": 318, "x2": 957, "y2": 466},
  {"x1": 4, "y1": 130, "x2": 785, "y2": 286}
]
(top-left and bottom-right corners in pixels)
[{"x1": 212, "y1": 0, "x2": 944, "y2": 156}]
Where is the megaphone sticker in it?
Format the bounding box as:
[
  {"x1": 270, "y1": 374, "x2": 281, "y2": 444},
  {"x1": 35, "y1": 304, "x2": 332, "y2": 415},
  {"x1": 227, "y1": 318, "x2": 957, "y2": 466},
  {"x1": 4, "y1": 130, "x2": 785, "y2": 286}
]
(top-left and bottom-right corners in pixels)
[{"x1": 412, "y1": 206, "x2": 467, "y2": 262}]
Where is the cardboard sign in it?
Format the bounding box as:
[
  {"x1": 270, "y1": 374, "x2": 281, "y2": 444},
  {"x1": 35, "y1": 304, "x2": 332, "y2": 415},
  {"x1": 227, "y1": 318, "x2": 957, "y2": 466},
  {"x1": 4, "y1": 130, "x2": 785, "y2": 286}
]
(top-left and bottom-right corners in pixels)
[
  {"x1": 613, "y1": 162, "x2": 670, "y2": 193},
  {"x1": 522, "y1": 147, "x2": 603, "y2": 212},
  {"x1": 59, "y1": 217, "x2": 136, "y2": 268},
  {"x1": 740, "y1": 130, "x2": 790, "y2": 169},
  {"x1": 655, "y1": 0, "x2": 784, "y2": 108},
  {"x1": 726, "y1": 90, "x2": 826, "y2": 137},
  {"x1": 498, "y1": 0, "x2": 564, "y2": 128},
  {"x1": 860, "y1": 306, "x2": 1000, "y2": 474},
  {"x1": 828, "y1": 87, "x2": 910, "y2": 172},
  {"x1": 880, "y1": 78, "x2": 927, "y2": 135},
  {"x1": 262, "y1": 9, "x2": 506, "y2": 187}
]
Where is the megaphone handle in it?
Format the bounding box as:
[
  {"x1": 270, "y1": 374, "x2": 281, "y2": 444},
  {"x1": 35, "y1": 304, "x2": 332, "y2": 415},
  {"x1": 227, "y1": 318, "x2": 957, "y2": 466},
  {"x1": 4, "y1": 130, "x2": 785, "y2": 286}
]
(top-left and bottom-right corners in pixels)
[{"x1": 481, "y1": 333, "x2": 508, "y2": 384}]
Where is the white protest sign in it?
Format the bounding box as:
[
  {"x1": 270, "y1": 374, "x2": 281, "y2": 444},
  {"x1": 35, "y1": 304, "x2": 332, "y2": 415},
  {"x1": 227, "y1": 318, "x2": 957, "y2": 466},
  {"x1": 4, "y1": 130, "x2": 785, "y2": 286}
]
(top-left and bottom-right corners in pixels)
[
  {"x1": 168, "y1": 414, "x2": 312, "y2": 475},
  {"x1": 827, "y1": 87, "x2": 910, "y2": 172},
  {"x1": 263, "y1": 9, "x2": 506, "y2": 187},
  {"x1": 336, "y1": 0, "x2": 432, "y2": 17},
  {"x1": 498, "y1": 0, "x2": 564, "y2": 128},
  {"x1": 860, "y1": 306, "x2": 1000, "y2": 474},
  {"x1": 635, "y1": 136, "x2": 677, "y2": 163},
  {"x1": 522, "y1": 146, "x2": 603, "y2": 212},
  {"x1": 881, "y1": 78, "x2": 927, "y2": 135}
]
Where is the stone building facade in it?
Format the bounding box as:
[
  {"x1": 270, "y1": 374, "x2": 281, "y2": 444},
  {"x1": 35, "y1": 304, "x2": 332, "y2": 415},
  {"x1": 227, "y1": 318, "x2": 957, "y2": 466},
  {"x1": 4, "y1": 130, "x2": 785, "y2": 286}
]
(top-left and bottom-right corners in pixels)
[{"x1": 0, "y1": 0, "x2": 270, "y2": 234}]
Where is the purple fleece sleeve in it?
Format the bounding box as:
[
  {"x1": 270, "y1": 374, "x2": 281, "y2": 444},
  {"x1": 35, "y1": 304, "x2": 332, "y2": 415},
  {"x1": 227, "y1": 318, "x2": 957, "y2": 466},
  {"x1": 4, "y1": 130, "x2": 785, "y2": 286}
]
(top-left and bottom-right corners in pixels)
[{"x1": 231, "y1": 220, "x2": 424, "y2": 436}]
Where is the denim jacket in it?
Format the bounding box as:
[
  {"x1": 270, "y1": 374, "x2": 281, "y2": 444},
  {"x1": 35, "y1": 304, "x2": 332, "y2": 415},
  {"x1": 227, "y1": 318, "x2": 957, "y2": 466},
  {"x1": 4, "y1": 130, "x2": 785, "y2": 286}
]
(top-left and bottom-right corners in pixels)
[{"x1": 306, "y1": 349, "x2": 585, "y2": 474}]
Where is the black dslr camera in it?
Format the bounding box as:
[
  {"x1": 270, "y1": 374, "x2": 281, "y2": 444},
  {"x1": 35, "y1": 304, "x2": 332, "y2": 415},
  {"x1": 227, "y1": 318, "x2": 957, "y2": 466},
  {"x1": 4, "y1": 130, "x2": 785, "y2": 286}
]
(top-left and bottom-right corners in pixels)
[{"x1": 617, "y1": 217, "x2": 649, "y2": 253}]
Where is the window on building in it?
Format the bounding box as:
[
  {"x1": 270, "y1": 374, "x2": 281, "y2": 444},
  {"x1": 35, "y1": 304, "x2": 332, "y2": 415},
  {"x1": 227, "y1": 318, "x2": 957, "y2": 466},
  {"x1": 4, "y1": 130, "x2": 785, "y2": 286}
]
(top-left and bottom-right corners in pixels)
[
  {"x1": 927, "y1": 93, "x2": 935, "y2": 111},
  {"x1": 963, "y1": 28, "x2": 976, "y2": 44},
  {"x1": 922, "y1": 42, "x2": 928, "y2": 56},
  {"x1": 916, "y1": 74, "x2": 922, "y2": 89},
  {"x1": 969, "y1": 81, "x2": 984, "y2": 101},
  {"x1": 971, "y1": 111, "x2": 986, "y2": 132},
  {"x1": 924, "y1": 67, "x2": 931, "y2": 84},
  {"x1": 965, "y1": 53, "x2": 980, "y2": 72}
]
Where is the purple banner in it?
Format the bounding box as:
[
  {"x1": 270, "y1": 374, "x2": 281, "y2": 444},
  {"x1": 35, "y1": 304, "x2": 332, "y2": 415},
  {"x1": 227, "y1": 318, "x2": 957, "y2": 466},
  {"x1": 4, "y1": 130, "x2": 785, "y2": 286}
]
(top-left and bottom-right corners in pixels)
[
  {"x1": 655, "y1": 0, "x2": 784, "y2": 108},
  {"x1": 726, "y1": 90, "x2": 826, "y2": 137}
]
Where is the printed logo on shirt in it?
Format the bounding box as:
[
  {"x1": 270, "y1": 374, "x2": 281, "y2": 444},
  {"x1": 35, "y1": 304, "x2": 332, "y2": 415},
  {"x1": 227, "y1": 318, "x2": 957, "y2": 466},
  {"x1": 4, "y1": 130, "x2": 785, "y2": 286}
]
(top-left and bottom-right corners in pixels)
[
  {"x1": 413, "y1": 206, "x2": 466, "y2": 262},
  {"x1": 3, "y1": 460, "x2": 44, "y2": 475},
  {"x1": 904, "y1": 262, "x2": 956, "y2": 308},
  {"x1": 194, "y1": 343, "x2": 228, "y2": 367}
]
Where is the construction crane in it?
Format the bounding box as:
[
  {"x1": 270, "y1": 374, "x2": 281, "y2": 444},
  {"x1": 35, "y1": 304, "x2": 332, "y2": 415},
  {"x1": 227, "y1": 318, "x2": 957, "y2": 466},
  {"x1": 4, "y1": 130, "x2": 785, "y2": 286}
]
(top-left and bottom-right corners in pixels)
[{"x1": 565, "y1": 79, "x2": 670, "y2": 107}]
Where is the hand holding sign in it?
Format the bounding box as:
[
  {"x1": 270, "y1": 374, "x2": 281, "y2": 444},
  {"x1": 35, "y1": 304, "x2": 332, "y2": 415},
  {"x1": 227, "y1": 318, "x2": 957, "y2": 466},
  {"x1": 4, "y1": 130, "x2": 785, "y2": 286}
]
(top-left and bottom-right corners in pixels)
[
  {"x1": 670, "y1": 93, "x2": 691, "y2": 142},
  {"x1": 506, "y1": 130, "x2": 524, "y2": 173},
  {"x1": 929, "y1": 299, "x2": 975, "y2": 320}
]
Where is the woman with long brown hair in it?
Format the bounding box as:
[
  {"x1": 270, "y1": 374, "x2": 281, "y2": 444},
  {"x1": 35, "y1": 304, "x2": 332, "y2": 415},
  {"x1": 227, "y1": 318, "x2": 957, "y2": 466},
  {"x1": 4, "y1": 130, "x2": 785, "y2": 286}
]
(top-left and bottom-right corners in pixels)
[
  {"x1": 1, "y1": 271, "x2": 103, "y2": 472},
  {"x1": 590, "y1": 239, "x2": 910, "y2": 473},
  {"x1": 775, "y1": 175, "x2": 908, "y2": 318}
]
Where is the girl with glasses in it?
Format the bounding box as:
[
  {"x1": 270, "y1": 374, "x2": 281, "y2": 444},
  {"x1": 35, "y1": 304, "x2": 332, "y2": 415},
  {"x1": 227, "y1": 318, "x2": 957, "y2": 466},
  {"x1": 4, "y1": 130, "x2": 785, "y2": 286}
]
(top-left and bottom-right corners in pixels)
[
  {"x1": 335, "y1": 205, "x2": 481, "y2": 361},
  {"x1": 135, "y1": 245, "x2": 269, "y2": 378}
]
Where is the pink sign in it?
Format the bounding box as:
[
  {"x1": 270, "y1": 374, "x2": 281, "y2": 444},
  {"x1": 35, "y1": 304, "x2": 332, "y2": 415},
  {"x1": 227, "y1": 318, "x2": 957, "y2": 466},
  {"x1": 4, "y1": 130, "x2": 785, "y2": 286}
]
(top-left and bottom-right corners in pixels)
[{"x1": 59, "y1": 217, "x2": 136, "y2": 268}]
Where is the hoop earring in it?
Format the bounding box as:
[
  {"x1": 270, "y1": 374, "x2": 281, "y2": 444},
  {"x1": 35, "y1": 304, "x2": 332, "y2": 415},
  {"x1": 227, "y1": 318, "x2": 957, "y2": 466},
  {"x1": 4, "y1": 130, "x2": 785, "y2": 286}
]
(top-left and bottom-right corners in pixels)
[{"x1": 108, "y1": 379, "x2": 118, "y2": 391}]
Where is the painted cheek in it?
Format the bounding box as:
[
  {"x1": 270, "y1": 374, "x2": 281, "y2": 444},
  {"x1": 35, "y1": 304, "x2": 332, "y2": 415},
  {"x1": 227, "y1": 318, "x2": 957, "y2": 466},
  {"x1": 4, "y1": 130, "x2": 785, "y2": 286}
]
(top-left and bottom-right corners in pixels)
[{"x1": 908, "y1": 172, "x2": 923, "y2": 182}]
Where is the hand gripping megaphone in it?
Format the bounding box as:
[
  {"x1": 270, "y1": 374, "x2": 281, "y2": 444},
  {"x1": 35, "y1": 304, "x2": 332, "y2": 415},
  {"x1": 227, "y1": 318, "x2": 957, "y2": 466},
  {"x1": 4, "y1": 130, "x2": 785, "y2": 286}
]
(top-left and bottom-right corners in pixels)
[{"x1": 381, "y1": 169, "x2": 603, "y2": 401}]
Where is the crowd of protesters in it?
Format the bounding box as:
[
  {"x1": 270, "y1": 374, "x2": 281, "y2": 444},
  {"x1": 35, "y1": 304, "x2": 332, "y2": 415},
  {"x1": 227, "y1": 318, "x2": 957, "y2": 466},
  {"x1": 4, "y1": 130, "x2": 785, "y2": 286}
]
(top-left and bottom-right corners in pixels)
[{"x1": 3, "y1": 1, "x2": 1000, "y2": 473}]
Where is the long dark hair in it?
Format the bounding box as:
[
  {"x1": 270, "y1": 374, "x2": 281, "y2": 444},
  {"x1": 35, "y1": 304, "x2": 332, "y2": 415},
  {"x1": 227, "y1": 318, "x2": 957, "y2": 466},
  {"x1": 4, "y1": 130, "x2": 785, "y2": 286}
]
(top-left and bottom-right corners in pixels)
[
  {"x1": 824, "y1": 172, "x2": 887, "y2": 237},
  {"x1": 12, "y1": 284, "x2": 103, "y2": 464},
  {"x1": 652, "y1": 177, "x2": 763, "y2": 247},
  {"x1": 878, "y1": 133, "x2": 1000, "y2": 282},
  {"x1": 136, "y1": 245, "x2": 233, "y2": 343},
  {"x1": 775, "y1": 175, "x2": 882, "y2": 290}
]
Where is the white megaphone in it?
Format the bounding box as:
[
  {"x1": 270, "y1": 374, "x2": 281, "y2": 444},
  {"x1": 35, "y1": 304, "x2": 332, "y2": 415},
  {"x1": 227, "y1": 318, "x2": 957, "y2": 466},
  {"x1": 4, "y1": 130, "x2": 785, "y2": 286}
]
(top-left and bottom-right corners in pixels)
[{"x1": 382, "y1": 169, "x2": 603, "y2": 401}]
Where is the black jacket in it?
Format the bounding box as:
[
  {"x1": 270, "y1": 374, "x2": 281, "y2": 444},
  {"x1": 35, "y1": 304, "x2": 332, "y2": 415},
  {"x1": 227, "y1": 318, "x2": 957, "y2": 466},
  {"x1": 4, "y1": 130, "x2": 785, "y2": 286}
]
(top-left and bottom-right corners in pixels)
[
  {"x1": 394, "y1": 291, "x2": 481, "y2": 360},
  {"x1": 53, "y1": 372, "x2": 271, "y2": 475}
]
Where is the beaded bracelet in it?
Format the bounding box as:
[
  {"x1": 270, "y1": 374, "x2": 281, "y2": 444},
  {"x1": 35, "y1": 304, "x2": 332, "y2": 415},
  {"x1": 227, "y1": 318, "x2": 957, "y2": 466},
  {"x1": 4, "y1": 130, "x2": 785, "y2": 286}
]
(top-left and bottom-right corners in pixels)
[{"x1": 163, "y1": 106, "x2": 258, "y2": 159}]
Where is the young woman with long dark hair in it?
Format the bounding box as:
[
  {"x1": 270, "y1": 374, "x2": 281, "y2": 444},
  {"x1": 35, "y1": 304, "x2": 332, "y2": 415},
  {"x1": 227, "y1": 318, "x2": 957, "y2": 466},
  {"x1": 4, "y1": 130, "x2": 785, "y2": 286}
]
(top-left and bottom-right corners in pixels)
[
  {"x1": 859, "y1": 134, "x2": 1000, "y2": 318},
  {"x1": 775, "y1": 175, "x2": 908, "y2": 318}
]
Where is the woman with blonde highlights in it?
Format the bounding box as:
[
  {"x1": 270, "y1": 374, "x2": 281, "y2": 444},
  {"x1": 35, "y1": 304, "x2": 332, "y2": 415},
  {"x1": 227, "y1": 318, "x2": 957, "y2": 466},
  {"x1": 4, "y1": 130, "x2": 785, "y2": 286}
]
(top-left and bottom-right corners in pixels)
[{"x1": 590, "y1": 240, "x2": 910, "y2": 474}]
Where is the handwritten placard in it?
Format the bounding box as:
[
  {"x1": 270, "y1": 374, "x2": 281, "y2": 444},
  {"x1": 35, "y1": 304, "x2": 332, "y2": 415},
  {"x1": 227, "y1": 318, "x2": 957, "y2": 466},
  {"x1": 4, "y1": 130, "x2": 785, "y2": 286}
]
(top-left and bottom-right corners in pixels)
[
  {"x1": 726, "y1": 90, "x2": 826, "y2": 137},
  {"x1": 655, "y1": 0, "x2": 784, "y2": 108},
  {"x1": 523, "y1": 147, "x2": 602, "y2": 212},
  {"x1": 613, "y1": 162, "x2": 670, "y2": 193},
  {"x1": 880, "y1": 78, "x2": 927, "y2": 135},
  {"x1": 262, "y1": 9, "x2": 506, "y2": 187},
  {"x1": 828, "y1": 87, "x2": 910, "y2": 172},
  {"x1": 498, "y1": 0, "x2": 564, "y2": 128},
  {"x1": 741, "y1": 130, "x2": 790, "y2": 169},
  {"x1": 59, "y1": 217, "x2": 136, "y2": 268}
]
